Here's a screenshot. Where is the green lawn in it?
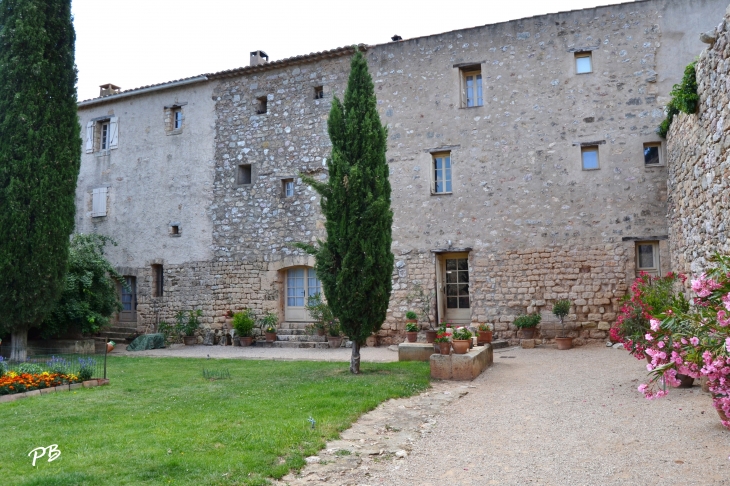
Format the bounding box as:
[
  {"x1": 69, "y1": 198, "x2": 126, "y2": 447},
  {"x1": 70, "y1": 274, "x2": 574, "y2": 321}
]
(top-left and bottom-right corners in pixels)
[{"x1": 0, "y1": 356, "x2": 430, "y2": 485}]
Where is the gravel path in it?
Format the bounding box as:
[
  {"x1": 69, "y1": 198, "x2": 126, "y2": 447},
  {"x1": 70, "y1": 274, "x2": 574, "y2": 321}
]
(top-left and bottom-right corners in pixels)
[
  {"x1": 112, "y1": 343, "x2": 398, "y2": 362},
  {"x1": 280, "y1": 344, "x2": 730, "y2": 485}
]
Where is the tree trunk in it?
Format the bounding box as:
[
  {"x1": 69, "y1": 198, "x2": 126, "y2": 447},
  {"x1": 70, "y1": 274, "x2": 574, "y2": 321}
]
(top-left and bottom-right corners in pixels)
[
  {"x1": 10, "y1": 328, "x2": 28, "y2": 361},
  {"x1": 350, "y1": 340, "x2": 361, "y2": 374}
]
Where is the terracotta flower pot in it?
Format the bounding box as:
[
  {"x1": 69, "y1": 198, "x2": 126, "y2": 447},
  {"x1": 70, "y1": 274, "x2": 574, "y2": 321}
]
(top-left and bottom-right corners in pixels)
[
  {"x1": 438, "y1": 342, "x2": 451, "y2": 355},
  {"x1": 406, "y1": 331, "x2": 418, "y2": 343},
  {"x1": 265, "y1": 332, "x2": 277, "y2": 343},
  {"x1": 425, "y1": 330, "x2": 437, "y2": 343},
  {"x1": 240, "y1": 336, "x2": 253, "y2": 347},
  {"x1": 317, "y1": 328, "x2": 325, "y2": 336},
  {"x1": 183, "y1": 336, "x2": 196, "y2": 346},
  {"x1": 555, "y1": 337, "x2": 573, "y2": 350},
  {"x1": 521, "y1": 327, "x2": 536, "y2": 339},
  {"x1": 452, "y1": 339, "x2": 470, "y2": 354},
  {"x1": 327, "y1": 336, "x2": 343, "y2": 348},
  {"x1": 106, "y1": 343, "x2": 115, "y2": 353},
  {"x1": 478, "y1": 330, "x2": 493, "y2": 344}
]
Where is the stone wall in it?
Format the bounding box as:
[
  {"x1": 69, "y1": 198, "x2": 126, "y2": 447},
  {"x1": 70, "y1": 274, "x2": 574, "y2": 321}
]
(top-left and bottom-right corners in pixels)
[{"x1": 667, "y1": 5, "x2": 730, "y2": 276}]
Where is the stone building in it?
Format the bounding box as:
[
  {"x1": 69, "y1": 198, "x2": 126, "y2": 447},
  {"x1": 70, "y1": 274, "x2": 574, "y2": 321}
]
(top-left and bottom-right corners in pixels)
[{"x1": 75, "y1": 0, "x2": 727, "y2": 345}]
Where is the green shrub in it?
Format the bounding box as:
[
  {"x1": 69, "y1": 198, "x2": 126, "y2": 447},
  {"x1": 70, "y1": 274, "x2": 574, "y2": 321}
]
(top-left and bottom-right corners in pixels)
[
  {"x1": 16, "y1": 363, "x2": 44, "y2": 375},
  {"x1": 259, "y1": 312, "x2": 278, "y2": 333},
  {"x1": 658, "y1": 62, "x2": 699, "y2": 138},
  {"x1": 232, "y1": 310, "x2": 255, "y2": 337},
  {"x1": 405, "y1": 310, "x2": 418, "y2": 320},
  {"x1": 452, "y1": 327, "x2": 472, "y2": 340},
  {"x1": 514, "y1": 313, "x2": 541, "y2": 329},
  {"x1": 305, "y1": 293, "x2": 334, "y2": 333},
  {"x1": 175, "y1": 310, "x2": 203, "y2": 337},
  {"x1": 405, "y1": 322, "x2": 418, "y2": 332}
]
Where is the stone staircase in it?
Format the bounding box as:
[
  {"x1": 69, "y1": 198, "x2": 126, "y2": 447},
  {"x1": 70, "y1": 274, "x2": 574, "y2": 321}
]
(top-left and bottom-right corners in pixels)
[
  {"x1": 257, "y1": 322, "x2": 335, "y2": 349},
  {"x1": 94, "y1": 322, "x2": 139, "y2": 346}
]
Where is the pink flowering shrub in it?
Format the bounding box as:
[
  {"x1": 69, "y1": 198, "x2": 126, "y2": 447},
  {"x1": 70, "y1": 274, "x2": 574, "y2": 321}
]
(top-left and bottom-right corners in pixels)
[
  {"x1": 636, "y1": 253, "x2": 730, "y2": 429},
  {"x1": 611, "y1": 272, "x2": 687, "y2": 360}
]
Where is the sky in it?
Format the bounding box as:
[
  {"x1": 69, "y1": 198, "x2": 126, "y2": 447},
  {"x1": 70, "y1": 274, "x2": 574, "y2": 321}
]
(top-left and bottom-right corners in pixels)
[{"x1": 72, "y1": 0, "x2": 634, "y2": 101}]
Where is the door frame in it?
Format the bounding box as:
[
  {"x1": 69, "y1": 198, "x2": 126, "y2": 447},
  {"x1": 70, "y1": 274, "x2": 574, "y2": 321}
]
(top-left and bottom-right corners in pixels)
[{"x1": 435, "y1": 252, "x2": 471, "y2": 326}]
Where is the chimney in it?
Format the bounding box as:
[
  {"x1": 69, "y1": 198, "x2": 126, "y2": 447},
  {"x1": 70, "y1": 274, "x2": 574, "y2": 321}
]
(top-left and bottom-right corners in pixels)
[
  {"x1": 99, "y1": 83, "x2": 121, "y2": 97},
  {"x1": 250, "y1": 50, "x2": 269, "y2": 67}
]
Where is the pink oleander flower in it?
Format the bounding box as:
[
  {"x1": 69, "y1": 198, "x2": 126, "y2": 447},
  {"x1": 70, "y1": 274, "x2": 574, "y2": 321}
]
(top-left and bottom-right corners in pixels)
[
  {"x1": 692, "y1": 274, "x2": 722, "y2": 298},
  {"x1": 719, "y1": 310, "x2": 730, "y2": 327},
  {"x1": 658, "y1": 341, "x2": 665, "y2": 348},
  {"x1": 650, "y1": 319, "x2": 661, "y2": 332},
  {"x1": 690, "y1": 337, "x2": 700, "y2": 346},
  {"x1": 725, "y1": 337, "x2": 730, "y2": 353},
  {"x1": 723, "y1": 293, "x2": 730, "y2": 312},
  {"x1": 645, "y1": 333, "x2": 653, "y2": 341}
]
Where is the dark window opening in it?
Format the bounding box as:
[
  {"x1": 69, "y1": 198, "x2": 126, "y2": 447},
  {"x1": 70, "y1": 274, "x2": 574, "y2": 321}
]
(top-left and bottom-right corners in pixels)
[
  {"x1": 152, "y1": 264, "x2": 164, "y2": 298},
  {"x1": 238, "y1": 164, "x2": 252, "y2": 185},
  {"x1": 171, "y1": 225, "x2": 179, "y2": 235},
  {"x1": 314, "y1": 86, "x2": 324, "y2": 99},
  {"x1": 256, "y1": 96, "x2": 267, "y2": 114}
]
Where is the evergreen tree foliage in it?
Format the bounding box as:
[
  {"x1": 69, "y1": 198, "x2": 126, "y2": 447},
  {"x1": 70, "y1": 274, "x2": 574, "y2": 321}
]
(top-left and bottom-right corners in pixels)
[
  {"x1": 298, "y1": 50, "x2": 393, "y2": 373},
  {"x1": 41, "y1": 234, "x2": 124, "y2": 339},
  {"x1": 0, "y1": 0, "x2": 81, "y2": 360}
]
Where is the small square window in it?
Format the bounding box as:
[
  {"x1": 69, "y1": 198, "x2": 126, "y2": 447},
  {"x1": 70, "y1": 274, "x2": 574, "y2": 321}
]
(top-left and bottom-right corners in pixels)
[
  {"x1": 237, "y1": 164, "x2": 252, "y2": 185},
  {"x1": 575, "y1": 52, "x2": 592, "y2": 74},
  {"x1": 173, "y1": 109, "x2": 183, "y2": 130},
  {"x1": 432, "y1": 152, "x2": 452, "y2": 194},
  {"x1": 460, "y1": 67, "x2": 483, "y2": 107},
  {"x1": 581, "y1": 146, "x2": 599, "y2": 170},
  {"x1": 643, "y1": 143, "x2": 662, "y2": 166},
  {"x1": 256, "y1": 96, "x2": 267, "y2": 115},
  {"x1": 635, "y1": 241, "x2": 659, "y2": 276},
  {"x1": 171, "y1": 225, "x2": 179, "y2": 235},
  {"x1": 314, "y1": 86, "x2": 324, "y2": 99},
  {"x1": 282, "y1": 178, "x2": 294, "y2": 197}
]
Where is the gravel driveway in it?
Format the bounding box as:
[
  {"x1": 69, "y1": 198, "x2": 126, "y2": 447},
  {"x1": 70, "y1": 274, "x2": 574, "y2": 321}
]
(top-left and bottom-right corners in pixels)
[{"x1": 372, "y1": 344, "x2": 729, "y2": 486}]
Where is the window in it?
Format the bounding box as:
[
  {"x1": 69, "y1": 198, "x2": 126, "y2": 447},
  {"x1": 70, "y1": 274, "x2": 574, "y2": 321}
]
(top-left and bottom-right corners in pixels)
[
  {"x1": 282, "y1": 178, "x2": 294, "y2": 197},
  {"x1": 173, "y1": 109, "x2": 183, "y2": 130},
  {"x1": 460, "y1": 67, "x2": 483, "y2": 107},
  {"x1": 170, "y1": 224, "x2": 181, "y2": 236},
  {"x1": 432, "y1": 153, "x2": 452, "y2": 194},
  {"x1": 314, "y1": 86, "x2": 324, "y2": 99},
  {"x1": 152, "y1": 264, "x2": 164, "y2": 298},
  {"x1": 91, "y1": 187, "x2": 107, "y2": 217},
  {"x1": 643, "y1": 142, "x2": 662, "y2": 166},
  {"x1": 85, "y1": 117, "x2": 118, "y2": 153},
  {"x1": 256, "y1": 96, "x2": 267, "y2": 114},
  {"x1": 285, "y1": 267, "x2": 321, "y2": 321},
  {"x1": 445, "y1": 257, "x2": 470, "y2": 310},
  {"x1": 636, "y1": 242, "x2": 659, "y2": 276},
  {"x1": 575, "y1": 52, "x2": 592, "y2": 74},
  {"x1": 581, "y1": 146, "x2": 599, "y2": 170},
  {"x1": 237, "y1": 164, "x2": 252, "y2": 185}
]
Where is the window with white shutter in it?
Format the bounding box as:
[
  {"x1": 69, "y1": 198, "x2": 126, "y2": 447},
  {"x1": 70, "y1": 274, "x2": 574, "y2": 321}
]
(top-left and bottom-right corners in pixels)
[
  {"x1": 92, "y1": 187, "x2": 107, "y2": 217},
  {"x1": 85, "y1": 121, "x2": 95, "y2": 153},
  {"x1": 108, "y1": 116, "x2": 118, "y2": 149}
]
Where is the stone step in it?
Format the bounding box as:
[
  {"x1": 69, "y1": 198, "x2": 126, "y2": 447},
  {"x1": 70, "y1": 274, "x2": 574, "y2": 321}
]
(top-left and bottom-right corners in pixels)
[
  {"x1": 490, "y1": 340, "x2": 510, "y2": 349},
  {"x1": 275, "y1": 329, "x2": 313, "y2": 336},
  {"x1": 276, "y1": 334, "x2": 327, "y2": 343},
  {"x1": 255, "y1": 340, "x2": 332, "y2": 349},
  {"x1": 277, "y1": 322, "x2": 314, "y2": 330}
]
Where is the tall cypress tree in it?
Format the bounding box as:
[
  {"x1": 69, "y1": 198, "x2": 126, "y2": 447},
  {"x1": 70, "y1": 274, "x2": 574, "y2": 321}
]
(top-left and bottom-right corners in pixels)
[
  {"x1": 299, "y1": 50, "x2": 393, "y2": 374},
  {"x1": 0, "y1": 0, "x2": 81, "y2": 360}
]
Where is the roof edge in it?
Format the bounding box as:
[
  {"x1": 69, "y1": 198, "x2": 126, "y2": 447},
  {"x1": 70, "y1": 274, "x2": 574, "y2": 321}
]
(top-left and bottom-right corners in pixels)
[{"x1": 78, "y1": 76, "x2": 209, "y2": 108}]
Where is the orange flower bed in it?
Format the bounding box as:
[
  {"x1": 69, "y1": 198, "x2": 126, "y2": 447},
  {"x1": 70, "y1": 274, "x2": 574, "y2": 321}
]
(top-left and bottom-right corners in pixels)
[{"x1": 0, "y1": 371, "x2": 81, "y2": 396}]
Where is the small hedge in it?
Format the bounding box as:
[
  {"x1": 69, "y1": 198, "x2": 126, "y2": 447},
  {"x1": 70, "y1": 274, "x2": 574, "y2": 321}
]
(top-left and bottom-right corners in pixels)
[{"x1": 658, "y1": 62, "x2": 699, "y2": 138}]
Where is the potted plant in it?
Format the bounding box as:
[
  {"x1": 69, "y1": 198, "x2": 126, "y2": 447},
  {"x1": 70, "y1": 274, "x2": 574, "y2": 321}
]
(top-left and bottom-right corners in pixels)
[
  {"x1": 260, "y1": 312, "x2": 278, "y2": 343},
  {"x1": 305, "y1": 293, "x2": 331, "y2": 336},
  {"x1": 405, "y1": 313, "x2": 419, "y2": 342},
  {"x1": 553, "y1": 299, "x2": 572, "y2": 349},
  {"x1": 177, "y1": 309, "x2": 202, "y2": 345},
  {"x1": 407, "y1": 284, "x2": 437, "y2": 342},
  {"x1": 106, "y1": 340, "x2": 116, "y2": 353},
  {"x1": 451, "y1": 326, "x2": 472, "y2": 354},
  {"x1": 326, "y1": 320, "x2": 343, "y2": 349},
  {"x1": 477, "y1": 323, "x2": 493, "y2": 344},
  {"x1": 434, "y1": 331, "x2": 451, "y2": 355},
  {"x1": 232, "y1": 309, "x2": 255, "y2": 346},
  {"x1": 514, "y1": 313, "x2": 541, "y2": 339}
]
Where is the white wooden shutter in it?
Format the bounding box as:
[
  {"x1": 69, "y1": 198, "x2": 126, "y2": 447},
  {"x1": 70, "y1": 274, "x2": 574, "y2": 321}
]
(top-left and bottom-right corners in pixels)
[
  {"x1": 108, "y1": 117, "x2": 118, "y2": 149},
  {"x1": 92, "y1": 187, "x2": 107, "y2": 217},
  {"x1": 85, "y1": 121, "x2": 95, "y2": 153}
]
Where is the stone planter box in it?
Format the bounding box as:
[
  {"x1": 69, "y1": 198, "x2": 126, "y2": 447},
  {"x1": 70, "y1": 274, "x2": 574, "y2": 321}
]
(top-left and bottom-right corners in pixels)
[
  {"x1": 398, "y1": 343, "x2": 437, "y2": 362},
  {"x1": 430, "y1": 344, "x2": 493, "y2": 380}
]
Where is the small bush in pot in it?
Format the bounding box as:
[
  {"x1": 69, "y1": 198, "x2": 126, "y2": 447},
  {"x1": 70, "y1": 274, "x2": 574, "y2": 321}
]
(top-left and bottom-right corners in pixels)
[
  {"x1": 259, "y1": 312, "x2": 278, "y2": 342},
  {"x1": 232, "y1": 309, "x2": 255, "y2": 346},
  {"x1": 553, "y1": 299, "x2": 573, "y2": 350},
  {"x1": 326, "y1": 320, "x2": 344, "y2": 348},
  {"x1": 514, "y1": 313, "x2": 541, "y2": 339},
  {"x1": 405, "y1": 321, "x2": 418, "y2": 343},
  {"x1": 434, "y1": 331, "x2": 451, "y2": 354},
  {"x1": 451, "y1": 326, "x2": 472, "y2": 354},
  {"x1": 174, "y1": 310, "x2": 202, "y2": 345},
  {"x1": 477, "y1": 323, "x2": 493, "y2": 344}
]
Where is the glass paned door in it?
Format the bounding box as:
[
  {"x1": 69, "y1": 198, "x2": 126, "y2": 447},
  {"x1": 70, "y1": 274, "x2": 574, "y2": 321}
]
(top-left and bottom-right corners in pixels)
[
  {"x1": 438, "y1": 254, "x2": 471, "y2": 325},
  {"x1": 120, "y1": 276, "x2": 136, "y2": 322},
  {"x1": 285, "y1": 267, "x2": 321, "y2": 321}
]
